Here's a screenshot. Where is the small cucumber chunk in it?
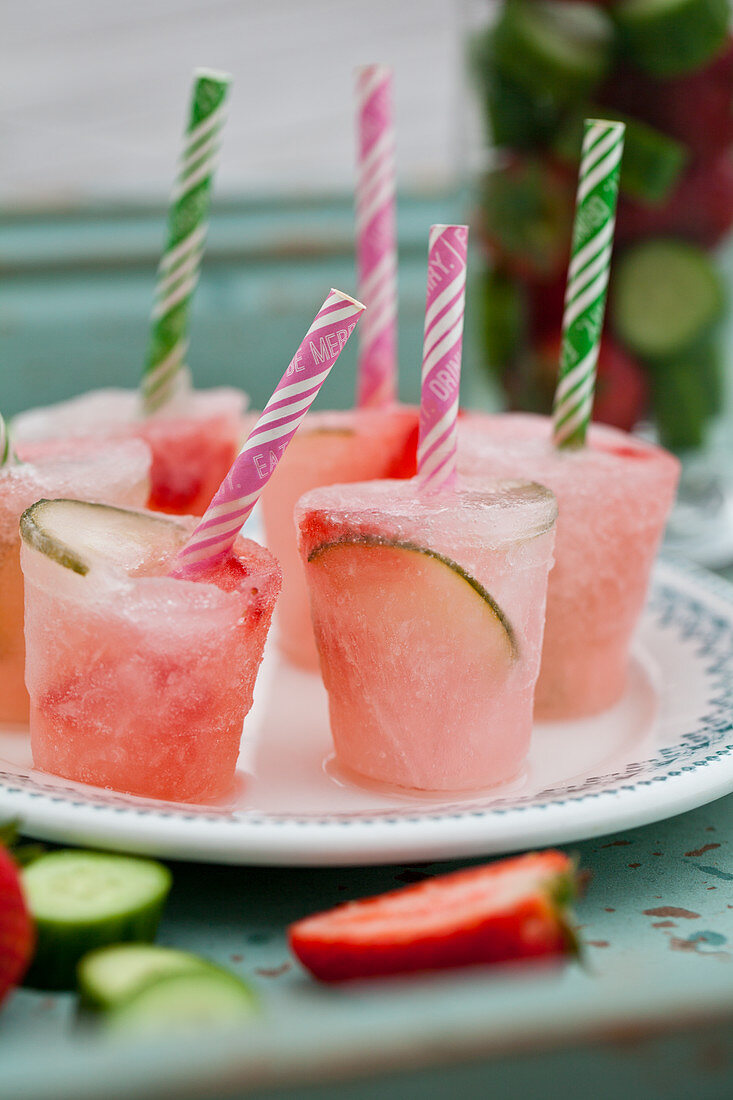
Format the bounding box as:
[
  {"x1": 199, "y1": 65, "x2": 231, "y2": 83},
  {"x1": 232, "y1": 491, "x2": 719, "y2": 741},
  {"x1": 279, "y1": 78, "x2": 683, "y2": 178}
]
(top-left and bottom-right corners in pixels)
[
  {"x1": 613, "y1": 0, "x2": 730, "y2": 77},
  {"x1": 106, "y1": 970, "x2": 258, "y2": 1035},
  {"x1": 22, "y1": 851, "x2": 172, "y2": 990},
  {"x1": 470, "y1": 31, "x2": 561, "y2": 149},
  {"x1": 20, "y1": 499, "x2": 185, "y2": 577},
  {"x1": 612, "y1": 240, "x2": 725, "y2": 359},
  {"x1": 494, "y1": 0, "x2": 612, "y2": 103},
  {"x1": 651, "y1": 338, "x2": 723, "y2": 451},
  {"x1": 78, "y1": 943, "x2": 214, "y2": 1012}
]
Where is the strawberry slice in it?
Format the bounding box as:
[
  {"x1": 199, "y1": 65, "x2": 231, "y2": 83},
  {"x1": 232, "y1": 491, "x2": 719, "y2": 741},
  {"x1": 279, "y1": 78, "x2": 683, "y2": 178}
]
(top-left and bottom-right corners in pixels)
[
  {"x1": 0, "y1": 843, "x2": 34, "y2": 1005},
  {"x1": 289, "y1": 850, "x2": 580, "y2": 983}
]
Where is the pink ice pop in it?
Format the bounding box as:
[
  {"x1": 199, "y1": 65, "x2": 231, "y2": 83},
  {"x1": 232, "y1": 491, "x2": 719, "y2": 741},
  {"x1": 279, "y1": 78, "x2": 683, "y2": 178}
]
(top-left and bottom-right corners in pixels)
[
  {"x1": 172, "y1": 289, "x2": 365, "y2": 575},
  {"x1": 416, "y1": 224, "x2": 469, "y2": 492},
  {"x1": 355, "y1": 64, "x2": 398, "y2": 410}
]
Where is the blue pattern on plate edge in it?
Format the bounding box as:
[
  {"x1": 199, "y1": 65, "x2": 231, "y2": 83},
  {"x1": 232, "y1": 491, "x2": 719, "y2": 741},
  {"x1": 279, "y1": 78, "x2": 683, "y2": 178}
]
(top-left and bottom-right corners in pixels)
[{"x1": 1, "y1": 560, "x2": 732, "y2": 826}]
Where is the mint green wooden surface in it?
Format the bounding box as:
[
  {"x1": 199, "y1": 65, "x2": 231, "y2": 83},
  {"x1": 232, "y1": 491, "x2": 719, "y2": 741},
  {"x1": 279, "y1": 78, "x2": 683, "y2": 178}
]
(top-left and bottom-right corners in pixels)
[
  {"x1": 1, "y1": 197, "x2": 731, "y2": 1098},
  {"x1": 2, "y1": 797, "x2": 733, "y2": 1099}
]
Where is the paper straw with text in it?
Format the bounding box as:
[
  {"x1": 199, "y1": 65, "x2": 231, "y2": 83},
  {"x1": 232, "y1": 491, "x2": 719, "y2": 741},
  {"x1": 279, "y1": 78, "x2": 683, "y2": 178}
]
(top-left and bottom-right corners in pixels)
[
  {"x1": 552, "y1": 119, "x2": 625, "y2": 449},
  {"x1": 142, "y1": 69, "x2": 231, "y2": 414},
  {"x1": 355, "y1": 65, "x2": 398, "y2": 409},
  {"x1": 171, "y1": 290, "x2": 366, "y2": 575},
  {"x1": 416, "y1": 224, "x2": 469, "y2": 493}
]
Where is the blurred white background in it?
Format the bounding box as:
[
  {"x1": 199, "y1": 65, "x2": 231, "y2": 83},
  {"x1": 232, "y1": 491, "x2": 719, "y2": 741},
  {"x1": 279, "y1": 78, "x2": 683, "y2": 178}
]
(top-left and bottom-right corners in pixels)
[{"x1": 4, "y1": 0, "x2": 467, "y2": 206}]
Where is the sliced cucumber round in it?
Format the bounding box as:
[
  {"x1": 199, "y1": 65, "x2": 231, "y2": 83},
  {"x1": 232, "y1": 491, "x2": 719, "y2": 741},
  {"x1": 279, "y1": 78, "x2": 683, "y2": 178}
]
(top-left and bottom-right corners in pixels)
[
  {"x1": 612, "y1": 240, "x2": 726, "y2": 359},
  {"x1": 20, "y1": 499, "x2": 186, "y2": 577},
  {"x1": 553, "y1": 109, "x2": 687, "y2": 206},
  {"x1": 493, "y1": 0, "x2": 612, "y2": 103},
  {"x1": 22, "y1": 851, "x2": 172, "y2": 990},
  {"x1": 308, "y1": 536, "x2": 518, "y2": 659},
  {"x1": 613, "y1": 0, "x2": 730, "y2": 77},
  {"x1": 78, "y1": 943, "x2": 216, "y2": 1012},
  {"x1": 106, "y1": 970, "x2": 258, "y2": 1035}
]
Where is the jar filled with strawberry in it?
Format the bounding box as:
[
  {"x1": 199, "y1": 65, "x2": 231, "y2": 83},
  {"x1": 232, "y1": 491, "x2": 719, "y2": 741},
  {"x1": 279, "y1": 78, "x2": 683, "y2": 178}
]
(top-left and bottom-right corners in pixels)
[{"x1": 469, "y1": 0, "x2": 733, "y2": 457}]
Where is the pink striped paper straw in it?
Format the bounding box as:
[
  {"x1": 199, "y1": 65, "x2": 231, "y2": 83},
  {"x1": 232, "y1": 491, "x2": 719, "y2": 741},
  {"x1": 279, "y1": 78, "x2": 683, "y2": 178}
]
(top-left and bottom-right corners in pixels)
[
  {"x1": 416, "y1": 224, "x2": 469, "y2": 493},
  {"x1": 172, "y1": 289, "x2": 365, "y2": 576},
  {"x1": 355, "y1": 64, "x2": 398, "y2": 410}
]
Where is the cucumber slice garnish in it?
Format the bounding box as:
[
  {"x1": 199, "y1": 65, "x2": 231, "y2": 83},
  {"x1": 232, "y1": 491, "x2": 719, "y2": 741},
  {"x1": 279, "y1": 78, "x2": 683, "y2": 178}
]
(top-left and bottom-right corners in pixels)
[
  {"x1": 308, "y1": 535, "x2": 518, "y2": 659},
  {"x1": 22, "y1": 851, "x2": 172, "y2": 990},
  {"x1": 613, "y1": 0, "x2": 730, "y2": 77},
  {"x1": 78, "y1": 943, "x2": 216, "y2": 1012},
  {"x1": 20, "y1": 499, "x2": 186, "y2": 577},
  {"x1": 493, "y1": 0, "x2": 612, "y2": 103},
  {"x1": 106, "y1": 970, "x2": 258, "y2": 1034},
  {"x1": 553, "y1": 109, "x2": 687, "y2": 205},
  {"x1": 612, "y1": 240, "x2": 725, "y2": 359}
]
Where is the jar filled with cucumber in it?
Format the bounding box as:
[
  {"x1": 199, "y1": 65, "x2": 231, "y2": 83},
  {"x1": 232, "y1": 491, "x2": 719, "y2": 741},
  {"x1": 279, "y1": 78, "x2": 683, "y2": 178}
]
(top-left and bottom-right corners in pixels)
[{"x1": 470, "y1": 0, "x2": 733, "y2": 453}]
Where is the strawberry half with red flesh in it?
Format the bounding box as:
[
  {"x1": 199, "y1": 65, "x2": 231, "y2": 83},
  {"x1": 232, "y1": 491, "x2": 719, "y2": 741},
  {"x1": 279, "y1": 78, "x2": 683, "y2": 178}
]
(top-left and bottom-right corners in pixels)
[
  {"x1": 289, "y1": 850, "x2": 580, "y2": 983},
  {"x1": 0, "y1": 844, "x2": 34, "y2": 1005}
]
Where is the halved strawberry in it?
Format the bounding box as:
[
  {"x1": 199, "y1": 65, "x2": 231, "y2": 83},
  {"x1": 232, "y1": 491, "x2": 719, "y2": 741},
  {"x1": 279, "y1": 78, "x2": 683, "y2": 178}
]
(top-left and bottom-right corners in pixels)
[
  {"x1": 289, "y1": 850, "x2": 580, "y2": 983},
  {"x1": 0, "y1": 842, "x2": 34, "y2": 1005}
]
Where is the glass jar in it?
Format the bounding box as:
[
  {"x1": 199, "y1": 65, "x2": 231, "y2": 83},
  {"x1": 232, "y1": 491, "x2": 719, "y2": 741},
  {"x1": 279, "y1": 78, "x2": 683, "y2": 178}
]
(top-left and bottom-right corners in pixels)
[{"x1": 465, "y1": 0, "x2": 733, "y2": 565}]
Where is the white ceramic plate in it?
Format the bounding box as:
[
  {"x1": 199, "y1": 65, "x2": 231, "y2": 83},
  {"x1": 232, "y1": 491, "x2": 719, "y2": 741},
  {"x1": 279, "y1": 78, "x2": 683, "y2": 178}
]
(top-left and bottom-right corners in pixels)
[{"x1": 0, "y1": 557, "x2": 732, "y2": 867}]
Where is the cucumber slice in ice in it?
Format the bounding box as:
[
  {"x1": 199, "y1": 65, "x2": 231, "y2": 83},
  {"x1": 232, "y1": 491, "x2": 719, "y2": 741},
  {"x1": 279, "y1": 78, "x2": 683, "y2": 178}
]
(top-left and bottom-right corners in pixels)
[
  {"x1": 308, "y1": 536, "x2": 517, "y2": 660},
  {"x1": 78, "y1": 943, "x2": 216, "y2": 1012},
  {"x1": 612, "y1": 240, "x2": 725, "y2": 359},
  {"x1": 553, "y1": 109, "x2": 687, "y2": 205},
  {"x1": 20, "y1": 499, "x2": 186, "y2": 576},
  {"x1": 22, "y1": 850, "x2": 172, "y2": 990},
  {"x1": 613, "y1": 0, "x2": 729, "y2": 77},
  {"x1": 493, "y1": 0, "x2": 612, "y2": 103},
  {"x1": 106, "y1": 970, "x2": 258, "y2": 1035}
]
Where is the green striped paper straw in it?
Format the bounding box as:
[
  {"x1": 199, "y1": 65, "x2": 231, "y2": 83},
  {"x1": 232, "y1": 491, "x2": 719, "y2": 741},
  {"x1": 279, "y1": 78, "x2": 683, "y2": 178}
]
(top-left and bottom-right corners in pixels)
[
  {"x1": 0, "y1": 414, "x2": 18, "y2": 467},
  {"x1": 552, "y1": 119, "x2": 625, "y2": 450},
  {"x1": 141, "y1": 69, "x2": 231, "y2": 415}
]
